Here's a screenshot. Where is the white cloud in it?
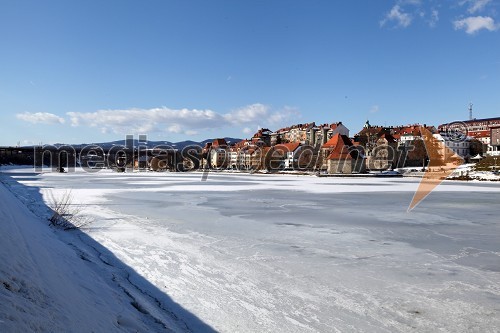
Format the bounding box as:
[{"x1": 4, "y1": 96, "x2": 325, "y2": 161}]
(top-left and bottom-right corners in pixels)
[
  {"x1": 16, "y1": 112, "x2": 65, "y2": 125},
  {"x1": 66, "y1": 104, "x2": 297, "y2": 136},
  {"x1": 381, "y1": 1, "x2": 441, "y2": 28},
  {"x1": 67, "y1": 107, "x2": 223, "y2": 134},
  {"x1": 429, "y1": 9, "x2": 439, "y2": 27},
  {"x1": 268, "y1": 106, "x2": 299, "y2": 124},
  {"x1": 242, "y1": 127, "x2": 252, "y2": 134},
  {"x1": 460, "y1": 0, "x2": 492, "y2": 14},
  {"x1": 380, "y1": 5, "x2": 413, "y2": 28},
  {"x1": 167, "y1": 124, "x2": 182, "y2": 133},
  {"x1": 223, "y1": 103, "x2": 269, "y2": 124},
  {"x1": 454, "y1": 16, "x2": 498, "y2": 34}
]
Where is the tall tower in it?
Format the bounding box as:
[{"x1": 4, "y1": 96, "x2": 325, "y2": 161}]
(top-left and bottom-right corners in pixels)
[{"x1": 469, "y1": 103, "x2": 473, "y2": 120}]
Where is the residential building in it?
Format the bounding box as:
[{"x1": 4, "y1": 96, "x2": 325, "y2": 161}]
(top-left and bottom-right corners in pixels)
[
  {"x1": 490, "y1": 126, "x2": 500, "y2": 156},
  {"x1": 306, "y1": 122, "x2": 350, "y2": 147},
  {"x1": 367, "y1": 133, "x2": 398, "y2": 170},
  {"x1": 354, "y1": 121, "x2": 439, "y2": 169},
  {"x1": 319, "y1": 133, "x2": 366, "y2": 173},
  {"x1": 205, "y1": 138, "x2": 229, "y2": 169},
  {"x1": 273, "y1": 142, "x2": 301, "y2": 169},
  {"x1": 251, "y1": 129, "x2": 272, "y2": 147},
  {"x1": 438, "y1": 117, "x2": 500, "y2": 154},
  {"x1": 271, "y1": 122, "x2": 349, "y2": 146},
  {"x1": 321, "y1": 134, "x2": 365, "y2": 174},
  {"x1": 433, "y1": 133, "x2": 470, "y2": 159}
]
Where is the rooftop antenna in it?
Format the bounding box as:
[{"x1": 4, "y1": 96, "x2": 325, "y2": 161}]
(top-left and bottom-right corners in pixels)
[{"x1": 469, "y1": 102, "x2": 473, "y2": 120}]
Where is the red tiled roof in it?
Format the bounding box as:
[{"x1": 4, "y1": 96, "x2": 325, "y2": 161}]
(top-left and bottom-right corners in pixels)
[
  {"x1": 233, "y1": 140, "x2": 248, "y2": 148},
  {"x1": 327, "y1": 150, "x2": 351, "y2": 159},
  {"x1": 358, "y1": 124, "x2": 431, "y2": 138},
  {"x1": 327, "y1": 144, "x2": 353, "y2": 160},
  {"x1": 273, "y1": 142, "x2": 300, "y2": 153},
  {"x1": 356, "y1": 126, "x2": 385, "y2": 136},
  {"x1": 321, "y1": 133, "x2": 352, "y2": 149},
  {"x1": 212, "y1": 138, "x2": 227, "y2": 147},
  {"x1": 393, "y1": 125, "x2": 419, "y2": 135},
  {"x1": 322, "y1": 134, "x2": 355, "y2": 160}
]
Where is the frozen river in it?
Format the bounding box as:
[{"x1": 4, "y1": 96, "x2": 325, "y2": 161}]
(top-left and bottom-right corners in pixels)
[{"x1": 8, "y1": 169, "x2": 500, "y2": 332}]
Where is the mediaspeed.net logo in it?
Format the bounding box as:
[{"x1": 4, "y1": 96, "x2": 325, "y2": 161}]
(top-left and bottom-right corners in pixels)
[
  {"x1": 408, "y1": 123, "x2": 466, "y2": 211},
  {"x1": 27, "y1": 124, "x2": 469, "y2": 211}
]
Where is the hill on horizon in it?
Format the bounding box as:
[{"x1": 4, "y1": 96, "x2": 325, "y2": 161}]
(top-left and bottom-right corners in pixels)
[{"x1": 43, "y1": 137, "x2": 243, "y2": 150}]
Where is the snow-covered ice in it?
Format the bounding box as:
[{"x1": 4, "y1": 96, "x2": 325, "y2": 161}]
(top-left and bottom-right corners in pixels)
[{"x1": 1, "y1": 167, "x2": 500, "y2": 332}]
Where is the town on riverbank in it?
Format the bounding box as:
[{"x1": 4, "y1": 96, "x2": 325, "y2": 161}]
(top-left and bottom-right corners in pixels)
[{"x1": 1, "y1": 116, "x2": 499, "y2": 179}]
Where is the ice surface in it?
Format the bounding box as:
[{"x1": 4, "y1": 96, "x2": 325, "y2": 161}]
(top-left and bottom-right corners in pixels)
[{"x1": 2, "y1": 168, "x2": 500, "y2": 332}]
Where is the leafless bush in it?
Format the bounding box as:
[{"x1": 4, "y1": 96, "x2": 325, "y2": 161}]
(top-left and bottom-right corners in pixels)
[{"x1": 48, "y1": 190, "x2": 93, "y2": 230}]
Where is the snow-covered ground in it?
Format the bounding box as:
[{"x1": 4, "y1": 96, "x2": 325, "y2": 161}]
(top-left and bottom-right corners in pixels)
[
  {"x1": 450, "y1": 164, "x2": 500, "y2": 181},
  {"x1": 397, "y1": 164, "x2": 500, "y2": 181},
  {"x1": 1, "y1": 167, "x2": 500, "y2": 332}
]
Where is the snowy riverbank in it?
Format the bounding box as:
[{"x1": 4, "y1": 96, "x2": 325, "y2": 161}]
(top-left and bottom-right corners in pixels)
[{"x1": 0, "y1": 167, "x2": 215, "y2": 332}]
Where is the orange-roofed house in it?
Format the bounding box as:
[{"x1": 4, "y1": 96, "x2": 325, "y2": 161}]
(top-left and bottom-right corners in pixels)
[
  {"x1": 322, "y1": 134, "x2": 366, "y2": 174},
  {"x1": 320, "y1": 134, "x2": 353, "y2": 169}
]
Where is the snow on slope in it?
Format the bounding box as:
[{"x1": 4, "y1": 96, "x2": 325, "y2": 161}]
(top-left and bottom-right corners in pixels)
[
  {"x1": 0, "y1": 183, "x2": 151, "y2": 332},
  {"x1": 0, "y1": 173, "x2": 213, "y2": 332}
]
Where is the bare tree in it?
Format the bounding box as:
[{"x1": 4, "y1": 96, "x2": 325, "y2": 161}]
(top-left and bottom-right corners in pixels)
[{"x1": 48, "y1": 190, "x2": 93, "y2": 230}]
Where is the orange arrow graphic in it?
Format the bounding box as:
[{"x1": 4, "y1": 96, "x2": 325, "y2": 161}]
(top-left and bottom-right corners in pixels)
[{"x1": 408, "y1": 127, "x2": 464, "y2": 211}]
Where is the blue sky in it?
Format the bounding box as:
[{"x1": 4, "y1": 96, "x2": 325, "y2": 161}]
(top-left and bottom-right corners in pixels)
[{"x1": 1, "y1": 0, "x2": 499, "y2": 145}]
